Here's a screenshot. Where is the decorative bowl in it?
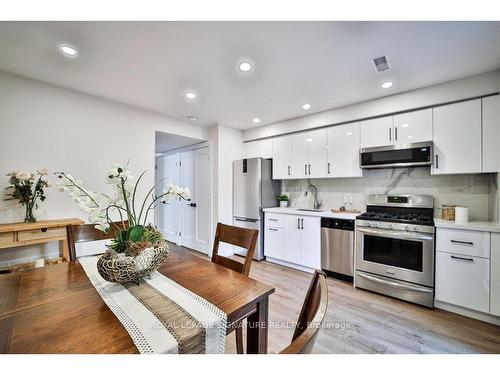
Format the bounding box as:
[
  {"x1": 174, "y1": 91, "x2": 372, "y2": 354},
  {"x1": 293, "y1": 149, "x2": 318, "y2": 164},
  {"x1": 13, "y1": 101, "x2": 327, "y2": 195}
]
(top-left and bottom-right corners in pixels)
[{"x1": 96, "y1": 241, "x2": 169, "y2": 284}]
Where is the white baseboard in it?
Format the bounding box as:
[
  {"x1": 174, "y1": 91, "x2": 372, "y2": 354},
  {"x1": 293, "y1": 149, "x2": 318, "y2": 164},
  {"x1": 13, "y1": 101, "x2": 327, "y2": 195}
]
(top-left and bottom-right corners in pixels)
[
  {"x1": 435, "y1": 300, "x2": 500, "y2": 326},
  {"x1": 264, "y1": 257, "x2": 315, "y2": 274}
]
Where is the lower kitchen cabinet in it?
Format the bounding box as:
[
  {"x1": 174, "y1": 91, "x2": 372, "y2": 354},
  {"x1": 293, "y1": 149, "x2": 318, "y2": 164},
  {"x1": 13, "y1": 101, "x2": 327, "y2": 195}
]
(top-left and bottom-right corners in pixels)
[
  {"x1": 491, "y1": 233, "x2": 500, "y2": 316},
  {"x1": 264, "y1": 213, "x2": 321, "y2": 270},
  {"x1": 435, "y1": 251, "x2": 490, "y2": 313}
]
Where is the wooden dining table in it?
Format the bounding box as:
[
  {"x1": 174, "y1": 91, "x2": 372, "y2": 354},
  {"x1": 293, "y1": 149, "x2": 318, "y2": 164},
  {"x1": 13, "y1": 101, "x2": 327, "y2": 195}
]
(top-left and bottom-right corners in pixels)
[{"x1": 0, "y1": 247, "x2": 275, "y2": 354}]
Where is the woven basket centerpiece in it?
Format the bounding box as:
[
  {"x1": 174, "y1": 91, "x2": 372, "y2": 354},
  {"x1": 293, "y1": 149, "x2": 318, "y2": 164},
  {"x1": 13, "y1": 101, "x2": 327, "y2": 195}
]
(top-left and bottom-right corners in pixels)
[{"x1": 97, "y1": 241, "x2": 170, "y2": 284}]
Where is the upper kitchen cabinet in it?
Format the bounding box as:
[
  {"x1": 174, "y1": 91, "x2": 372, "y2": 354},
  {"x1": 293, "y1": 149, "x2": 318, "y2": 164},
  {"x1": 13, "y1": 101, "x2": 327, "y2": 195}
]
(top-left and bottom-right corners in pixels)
[
  {"x1": 326, "y1": 122, "x2": 362, "y2": 178},
  {"x1": 272, "y1": 135, "x2": 293, "y2": 179},
  {"x1": 482, "y1": 95, "x2": 500, "y2": 173},
  {"x1": 243, "y1": 138, "x2": 272, "y2": 159},
  {"x1": 290, "y1": 129, "x2": 328, "y2": 179},
  {"x1": 393, "y1": 108, "x2": 433, "y2": 144},
  {"x1": 432, "y1": 99, "x2": 482, "y2": 175},
  {"x1": 360, "y1": 116, "x2": 393, "y2": 148}
]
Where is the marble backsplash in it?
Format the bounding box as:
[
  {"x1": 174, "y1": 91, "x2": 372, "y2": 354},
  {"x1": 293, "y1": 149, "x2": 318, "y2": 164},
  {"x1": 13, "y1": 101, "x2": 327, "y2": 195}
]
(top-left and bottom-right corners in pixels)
[{"x1": 282, "y1": 168, "x2": 499, "y2": 222}]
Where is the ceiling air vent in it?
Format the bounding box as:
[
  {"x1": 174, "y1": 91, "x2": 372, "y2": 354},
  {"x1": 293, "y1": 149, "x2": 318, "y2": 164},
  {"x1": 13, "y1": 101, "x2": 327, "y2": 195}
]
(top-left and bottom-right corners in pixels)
[{"x1": 373, "y1": 56, "x2": 391, "y2": 73}]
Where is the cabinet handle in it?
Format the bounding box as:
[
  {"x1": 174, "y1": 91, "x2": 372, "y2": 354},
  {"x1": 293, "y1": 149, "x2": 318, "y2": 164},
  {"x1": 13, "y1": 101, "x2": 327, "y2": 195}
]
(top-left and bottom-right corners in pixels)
[
  {"x1": 301, "y1": 218, "x2": 304, "y2": 229},
  {"x1": 435, "y1": 154, "x2": 439, "y2": 169},
  {"x1": 389, "y1": 128, "x2": 392, "y2": 142},
  {"x1": 304, "y1": 164, "x2": 307, "y2": 175},
  {"x1": 297, "y1": 218, "x2": 300, "y2": 229},
  {"x1": 308, "y1": 164, "x2": 311, "y2": 175},
  {"x1": 395, "y1": 127, "x2": 398, "y2": 141},
  {"x1": 288, "y1": 165, "x2": 290, "y2": 175},
  {"x1": 450, "y1": 240, "x2": 474, "y2": 246},
  {"x1": 451, "y1": 255, "x2": 474, "y2": 262},
  {"x1": 327, "y1": 162, "x2": 331, "y2": 174},
  {"x1": 269, "y1": 218, "x2": 278, "y2": 221},
  {"x1": 268, "y1": 228, "x2": 278, "y2": 232}
]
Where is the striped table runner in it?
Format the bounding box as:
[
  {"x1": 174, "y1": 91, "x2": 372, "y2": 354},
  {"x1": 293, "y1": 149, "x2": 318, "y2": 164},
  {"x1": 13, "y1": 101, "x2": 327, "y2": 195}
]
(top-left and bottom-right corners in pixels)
[{"x1": 79, "y1": 256, "x2": 227, "y2": 354}]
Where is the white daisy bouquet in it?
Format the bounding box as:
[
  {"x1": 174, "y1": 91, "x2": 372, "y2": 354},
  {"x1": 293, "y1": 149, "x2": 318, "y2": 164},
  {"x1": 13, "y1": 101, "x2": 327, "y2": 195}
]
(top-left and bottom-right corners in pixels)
[
  {"x1": 55, "y1": 163, "x2": 190, "y2": 255},
  {"x1": 4, "y1": 168, "x2": 51, "y2": 223}
]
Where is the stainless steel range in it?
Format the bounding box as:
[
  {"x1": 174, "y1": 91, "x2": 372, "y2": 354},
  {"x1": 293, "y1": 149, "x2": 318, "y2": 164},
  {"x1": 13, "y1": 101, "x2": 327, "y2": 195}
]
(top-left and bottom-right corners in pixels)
[{"x1": 355, "y1": 194, "x2": 435, "y2": 308}]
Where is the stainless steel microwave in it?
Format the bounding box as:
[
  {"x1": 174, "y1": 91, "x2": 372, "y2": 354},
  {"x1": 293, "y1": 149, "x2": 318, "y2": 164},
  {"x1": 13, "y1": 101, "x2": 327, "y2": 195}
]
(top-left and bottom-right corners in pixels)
[{"x1": 360, "y1": 141, "x2": 433, "y2": 169}]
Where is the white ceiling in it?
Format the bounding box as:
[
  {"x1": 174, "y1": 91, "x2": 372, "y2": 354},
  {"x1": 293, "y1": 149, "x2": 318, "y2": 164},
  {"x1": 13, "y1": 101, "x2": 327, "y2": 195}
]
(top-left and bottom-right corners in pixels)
[{"x1": 1, "y1": 21, "x2": 500, "y2": 130}]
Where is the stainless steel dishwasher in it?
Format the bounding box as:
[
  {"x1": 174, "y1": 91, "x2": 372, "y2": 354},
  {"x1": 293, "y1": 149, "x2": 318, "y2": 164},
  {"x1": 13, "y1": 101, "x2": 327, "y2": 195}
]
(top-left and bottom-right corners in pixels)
[{"x1": 321, "y1": 217, "x2": 355, "y2": 281}]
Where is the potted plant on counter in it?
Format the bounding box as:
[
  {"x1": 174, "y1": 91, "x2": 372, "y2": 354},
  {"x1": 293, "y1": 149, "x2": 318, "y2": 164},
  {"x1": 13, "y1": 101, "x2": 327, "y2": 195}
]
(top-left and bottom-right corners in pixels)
[
  {"x1": 278, "y1": 194, "x2": 289, "y2": 208},
  {"x1": 55, "y1": 163, "x2": 190, "y2": 283},
  {"x1": 4, "y1": 169, "x2": 51, "y2": 223}
]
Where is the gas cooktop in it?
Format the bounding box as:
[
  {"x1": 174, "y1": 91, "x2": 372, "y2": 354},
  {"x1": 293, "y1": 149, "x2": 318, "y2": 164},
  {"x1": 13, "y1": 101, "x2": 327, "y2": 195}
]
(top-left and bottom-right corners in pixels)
[{"x1": 356, "y1": 211, "x2": 434, "y2": 226}]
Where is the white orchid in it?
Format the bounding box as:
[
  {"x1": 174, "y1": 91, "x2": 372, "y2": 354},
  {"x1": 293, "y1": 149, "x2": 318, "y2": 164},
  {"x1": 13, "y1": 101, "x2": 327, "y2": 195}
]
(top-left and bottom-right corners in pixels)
[
  {"x1": 16, "y1": 171, "x2": 31, "y2": 181},
  {"x1": 37, "y1": 168, "x2": 49, "y2": 176}
]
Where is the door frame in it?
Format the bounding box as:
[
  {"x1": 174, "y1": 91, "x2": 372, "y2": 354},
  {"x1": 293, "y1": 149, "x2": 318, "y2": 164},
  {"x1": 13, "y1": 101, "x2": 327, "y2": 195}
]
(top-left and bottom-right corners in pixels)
[{"x1": 155, "y1": 140, "x2": 214, "y2": 256}]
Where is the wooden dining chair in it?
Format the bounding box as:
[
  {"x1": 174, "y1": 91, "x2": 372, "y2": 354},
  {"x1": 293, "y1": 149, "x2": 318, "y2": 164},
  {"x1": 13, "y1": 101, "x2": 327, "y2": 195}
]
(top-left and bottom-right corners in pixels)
[
  {"x1": 211, "y1": 222, "x2": 259, "y2": 354},
  {"x1": 66, "y1": 221, "x2": 128, "y2": 262},
  {"x1": 279, "y1": 270, "x2": 328, "y2": 354}
]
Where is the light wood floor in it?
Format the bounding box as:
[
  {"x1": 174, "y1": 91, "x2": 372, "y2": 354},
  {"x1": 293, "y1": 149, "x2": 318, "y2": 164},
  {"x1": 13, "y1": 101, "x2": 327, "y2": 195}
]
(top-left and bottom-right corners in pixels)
[{"x1": 180, "y1": 246, "x2": 500, "y2": 354}]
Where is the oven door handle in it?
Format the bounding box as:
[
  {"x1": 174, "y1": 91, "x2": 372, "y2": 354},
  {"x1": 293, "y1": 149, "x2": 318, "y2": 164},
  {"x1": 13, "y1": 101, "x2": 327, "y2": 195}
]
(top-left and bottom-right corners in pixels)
[
  {"x1": 357, "y1": 227, "x2": 434, "y2": 241},
  {"x1": 356, "y1": 272, "x2": 433, "y2": 294}
]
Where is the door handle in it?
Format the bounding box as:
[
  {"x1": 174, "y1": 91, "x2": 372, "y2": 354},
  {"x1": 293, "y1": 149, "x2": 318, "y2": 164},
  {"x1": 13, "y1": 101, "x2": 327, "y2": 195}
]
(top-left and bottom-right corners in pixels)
[
  {"x1": 186, "y1": 202, "x2": 196, "y2": 207},
  {"x1": 301, "y1": 218, "x2": 304, "y2": 229},
  {"x1": 389, "y1": 128, "x2": 392, "y2": 142},
  {"x1": 451, "y1": 255, "x2": 474, "y2": 262},
  {"x1": 450, "y1": 240, "x2": 474, "y2": 246},
  {"x1": 308, "y1": 164, "x2": 311, "y2": 175}
]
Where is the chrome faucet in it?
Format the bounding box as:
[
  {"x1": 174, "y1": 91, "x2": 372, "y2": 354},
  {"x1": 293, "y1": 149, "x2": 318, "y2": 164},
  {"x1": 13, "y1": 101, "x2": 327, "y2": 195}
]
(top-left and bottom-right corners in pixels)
[{"x1": 305, "y1": 180, "x2": 322, "y2": 209}]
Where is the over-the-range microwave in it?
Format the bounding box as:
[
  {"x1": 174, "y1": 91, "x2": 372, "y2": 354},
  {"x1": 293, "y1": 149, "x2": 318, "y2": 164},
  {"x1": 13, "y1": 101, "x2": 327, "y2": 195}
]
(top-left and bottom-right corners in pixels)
[{"x1": 360, "y1": 141, "x2": 433, "y2": 169}]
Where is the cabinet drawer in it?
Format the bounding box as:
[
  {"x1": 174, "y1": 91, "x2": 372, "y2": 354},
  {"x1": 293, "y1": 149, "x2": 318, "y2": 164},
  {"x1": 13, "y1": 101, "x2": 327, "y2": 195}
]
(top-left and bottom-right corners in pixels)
[
  {"x1": 436, "y1": 228, "x2": 490, "y2": 258},
  {"x1": 265, "y1": 213, "x2": 284, "y2": 228},
  {"x1": 0, "y1": 232, "x2": 15, "y2": 246},
  {"x1": 17, "y1": 227, "x2": 67, "y2": 242},
  {"x1": 264, "y1": 227, "x2": 284, "y2": 260},
  {"x1": 435, "y1": 251, "x2": 490, "y2": 313}
]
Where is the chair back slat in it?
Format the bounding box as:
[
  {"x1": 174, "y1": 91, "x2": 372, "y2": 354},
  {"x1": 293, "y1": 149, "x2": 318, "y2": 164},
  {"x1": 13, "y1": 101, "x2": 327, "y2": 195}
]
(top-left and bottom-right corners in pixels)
[
  {"x1": 67, "y1": 221, "x2": 128, "y2": 261},
  {"x1": 211, "y1": 222, "x2": 258, "y2": 276},
  {"x1": 280, "y1": 270, "x2": 328, "y2": 354}
]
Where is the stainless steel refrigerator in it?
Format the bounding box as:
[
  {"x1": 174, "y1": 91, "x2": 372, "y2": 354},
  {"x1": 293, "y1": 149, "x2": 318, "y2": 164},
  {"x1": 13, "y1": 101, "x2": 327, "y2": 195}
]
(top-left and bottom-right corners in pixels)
[{"x1": 233, "y1": 158, "x2": 280, "y2": 260}]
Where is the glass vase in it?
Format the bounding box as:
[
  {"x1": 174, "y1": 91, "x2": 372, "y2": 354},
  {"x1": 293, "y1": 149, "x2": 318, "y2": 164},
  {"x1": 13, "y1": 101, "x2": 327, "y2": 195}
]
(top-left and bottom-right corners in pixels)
[{"x1": 24, "y1": 204, "x2": 36, "y2": 223}]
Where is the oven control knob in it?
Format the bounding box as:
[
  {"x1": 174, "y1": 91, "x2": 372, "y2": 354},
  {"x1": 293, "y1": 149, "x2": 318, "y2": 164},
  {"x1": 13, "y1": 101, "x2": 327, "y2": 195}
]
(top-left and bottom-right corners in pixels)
[
  {"x1": 412, "y1": 226, "x2": 419, "y2": 232},
  {"x1": 404, "y1": 225, "x2": 411, "y2": 231}
]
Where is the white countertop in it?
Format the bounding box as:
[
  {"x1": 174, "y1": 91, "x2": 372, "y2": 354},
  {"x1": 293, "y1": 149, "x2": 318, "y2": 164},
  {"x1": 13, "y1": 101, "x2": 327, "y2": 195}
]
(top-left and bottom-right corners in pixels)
[
  {"x1": 434, "y1": 218, "x2": 500, "y2": 233},
  {"x1": 263, "y1": 207, "x2": 359, "y2": 220}
]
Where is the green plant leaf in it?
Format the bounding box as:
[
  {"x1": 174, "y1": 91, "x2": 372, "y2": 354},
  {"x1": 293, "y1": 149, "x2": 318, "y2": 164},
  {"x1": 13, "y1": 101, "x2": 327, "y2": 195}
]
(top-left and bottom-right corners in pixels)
[{"x1": 128, "y1": 225, "x2": 145, "y2": 242}]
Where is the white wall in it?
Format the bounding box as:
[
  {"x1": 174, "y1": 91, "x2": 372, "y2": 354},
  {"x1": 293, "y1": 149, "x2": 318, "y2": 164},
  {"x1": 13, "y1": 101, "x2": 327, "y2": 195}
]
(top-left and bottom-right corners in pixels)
[
  {"x1": 244, "y1": 69, "x2": 500, "y2": 141},
  {"x1": 0, "y1": 71, "x2": 208, "y2": 267},
  {"x1": 208, "y1": 124, "x2": 243, "y2": 256}
]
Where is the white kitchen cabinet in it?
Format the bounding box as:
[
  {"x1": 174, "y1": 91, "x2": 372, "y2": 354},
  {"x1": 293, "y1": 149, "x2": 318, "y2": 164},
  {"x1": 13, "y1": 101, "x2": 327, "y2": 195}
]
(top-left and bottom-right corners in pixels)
[
  {"x1": 264, "y1": 226, "x2": 284, "y2": 260},
  {"x1": 272, "y1": 135, "x2": 293, "y2": 179},
  {"x1": 264, "y1": 212, "x2": 321, "y2": 271},
  {"x1": 482, "y1": 95, "x2": 500, "y2": 173},
  {"x1": 435, "y1": 251, "x2": 490, "y2": 313},
  {"x1": 244, "y1": 138, "x2": 273, "y2": 159},
  {"x1": 299, "y1": 216, "x2": 321, "y2": 269},
  {"x1": 290, "y1": 129, "x2": 327, "y2": 179},
  {"x1": 326, "y1": 122, "x2": 362, "y2": 178},
  {"x1": 360, "y1": 116, "x2": 393, "y2": 148},
  {"x1": 491, "y1": 233, "x2": 500, "y2": 316},
  {"x1": 283, "y1": 215, "x2": 302, "y2": 264},
  {"x1": 432, "y1": 99, "x2": 482, "y2": 175},
  {"x1": 393, "y1": 108, "x2": 433, "y2": 144}
]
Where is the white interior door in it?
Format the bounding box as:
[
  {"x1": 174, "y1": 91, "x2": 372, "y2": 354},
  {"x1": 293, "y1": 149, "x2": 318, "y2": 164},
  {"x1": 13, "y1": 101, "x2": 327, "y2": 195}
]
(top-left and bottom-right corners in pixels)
[
  {"x1": 193, "y1": 147, "x2": 210, "y2": 254},
  {"x1": 158, "y1": 153, "x2": 180, "y2": 244},
  {"x1": 180, "y1": 150, "x2": 196, "y2": 249}
]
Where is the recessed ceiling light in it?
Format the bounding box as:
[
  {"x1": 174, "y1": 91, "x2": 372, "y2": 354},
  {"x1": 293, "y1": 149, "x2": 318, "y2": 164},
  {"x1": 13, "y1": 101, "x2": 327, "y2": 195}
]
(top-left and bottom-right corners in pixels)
[
  {"x1": 302, "y1": 104, "x2": 311, "y2": 110},
  {"x1": 239, "y1": 61, "x2": 253, "y2": 72},
  {"x1": 252, "y1": 118, "x2": 261, "y2": 124},
  {"x1": 381, "y1": 81, "x2": 393, "y2": 89},
  {"x1": 59, "y1": 44, "x2": 78, "y2": 57},
  {"x1": 185, "y1": 91, "x2": 197, "y2": 101},
  {"x1": 187, "y1": 116, "x2": 198, "y2": 121}
]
